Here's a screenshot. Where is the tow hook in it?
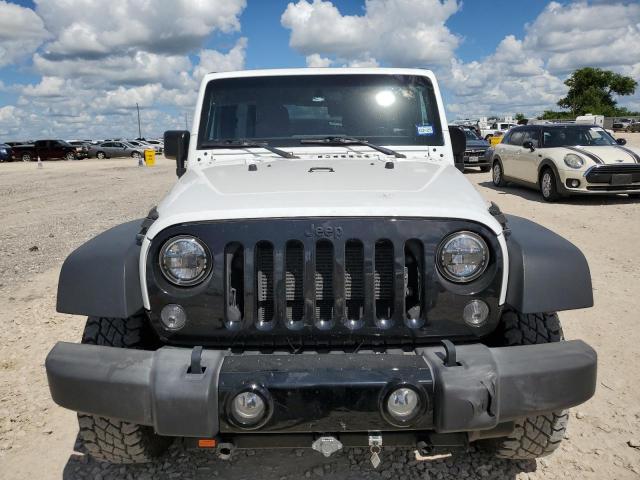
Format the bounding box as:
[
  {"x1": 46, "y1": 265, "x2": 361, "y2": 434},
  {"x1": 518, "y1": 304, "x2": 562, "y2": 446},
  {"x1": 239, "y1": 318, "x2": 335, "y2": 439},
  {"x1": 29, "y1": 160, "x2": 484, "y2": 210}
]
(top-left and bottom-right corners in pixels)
[
  {"x1": 216, "y1": 442, "x2": 235, "y2": 460},
  {"x1": 368, "y1": 432, "x2": 382, "y2": 468},
  {"x1": 311, "y1": 436, "x2": 343, "y2": 457}
]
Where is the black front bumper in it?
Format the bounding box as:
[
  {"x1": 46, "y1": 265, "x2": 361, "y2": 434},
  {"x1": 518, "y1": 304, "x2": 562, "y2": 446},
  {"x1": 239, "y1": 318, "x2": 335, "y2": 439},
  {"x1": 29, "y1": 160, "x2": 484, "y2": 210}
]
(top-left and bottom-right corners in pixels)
[{"x1": 46, "y1": 340, "x2": 596, "y2": 439}]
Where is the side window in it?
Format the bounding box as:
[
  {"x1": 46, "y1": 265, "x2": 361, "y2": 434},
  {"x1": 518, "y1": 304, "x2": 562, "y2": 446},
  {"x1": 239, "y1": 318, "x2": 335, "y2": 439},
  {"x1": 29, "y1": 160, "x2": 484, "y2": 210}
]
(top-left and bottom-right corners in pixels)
[
  {"x1": 35, "y1": 141, "x2": 45, "y2": 148},
  {"x1": 509, "y1": 130, "x2": 524, "y2": 146},
  {"x1": 102, "y1": 142, "x2": 113, "y2": 147},
  {"x1": 522, "y1": 129, "x2": 540, "y2": 147}
]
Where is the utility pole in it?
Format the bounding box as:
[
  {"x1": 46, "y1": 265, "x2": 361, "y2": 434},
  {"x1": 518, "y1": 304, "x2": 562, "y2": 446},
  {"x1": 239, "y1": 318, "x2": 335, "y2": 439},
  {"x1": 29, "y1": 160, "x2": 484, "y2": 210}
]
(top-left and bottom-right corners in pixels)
[
  {"x1": 136, "y1": 103, "x2": 142, "y2": 139},
  {"x1": 185, "y1": 111, "x2": 189, "y2": 130}
]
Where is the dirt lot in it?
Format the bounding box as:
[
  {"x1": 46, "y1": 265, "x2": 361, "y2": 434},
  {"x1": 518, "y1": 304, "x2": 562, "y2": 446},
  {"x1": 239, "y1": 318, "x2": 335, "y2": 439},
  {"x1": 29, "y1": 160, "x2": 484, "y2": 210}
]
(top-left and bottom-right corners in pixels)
[{"x1": 1, "y1": 135, "x2": 639, "y2": 479}]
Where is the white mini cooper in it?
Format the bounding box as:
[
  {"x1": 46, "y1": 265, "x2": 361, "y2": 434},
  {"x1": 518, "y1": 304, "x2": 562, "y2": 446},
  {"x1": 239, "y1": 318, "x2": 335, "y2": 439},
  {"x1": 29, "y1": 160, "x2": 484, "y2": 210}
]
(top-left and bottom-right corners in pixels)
[{"x1": 491, "y1": 123, "x2": 640, "y2": 201}]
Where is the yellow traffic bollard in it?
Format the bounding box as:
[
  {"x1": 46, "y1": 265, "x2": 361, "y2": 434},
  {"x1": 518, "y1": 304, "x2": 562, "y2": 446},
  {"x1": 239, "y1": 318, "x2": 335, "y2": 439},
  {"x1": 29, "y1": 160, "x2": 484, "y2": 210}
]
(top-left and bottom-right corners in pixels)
[{"x1": 144, "y1": 149, "x2": 155, "y2": 166}]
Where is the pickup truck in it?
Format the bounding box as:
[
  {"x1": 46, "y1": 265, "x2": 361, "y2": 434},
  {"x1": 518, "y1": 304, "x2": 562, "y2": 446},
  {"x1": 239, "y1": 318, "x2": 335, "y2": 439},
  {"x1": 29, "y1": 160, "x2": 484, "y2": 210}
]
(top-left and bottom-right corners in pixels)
[
  {"x1": 11, "y1": 139, "x2": 79, "y2": 162},
  {"x1": 480, "y1": 122, "x2": 516, "y2": 141}
]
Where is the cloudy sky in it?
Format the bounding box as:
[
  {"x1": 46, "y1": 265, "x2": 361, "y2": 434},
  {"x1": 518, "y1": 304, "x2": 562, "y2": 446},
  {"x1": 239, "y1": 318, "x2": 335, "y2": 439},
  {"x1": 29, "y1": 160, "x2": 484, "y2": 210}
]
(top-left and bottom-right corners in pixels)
[{"x1": 0, "y1": 0, "x2": 639, "y2": 140}]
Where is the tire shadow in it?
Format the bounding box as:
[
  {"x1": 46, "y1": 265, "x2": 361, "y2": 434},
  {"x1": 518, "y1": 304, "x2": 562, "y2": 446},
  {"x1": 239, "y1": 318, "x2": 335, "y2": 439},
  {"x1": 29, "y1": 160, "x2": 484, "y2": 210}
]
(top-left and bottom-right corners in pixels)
[{"x1": 62, "y1": 434, "x2": 537, "y2": 480}]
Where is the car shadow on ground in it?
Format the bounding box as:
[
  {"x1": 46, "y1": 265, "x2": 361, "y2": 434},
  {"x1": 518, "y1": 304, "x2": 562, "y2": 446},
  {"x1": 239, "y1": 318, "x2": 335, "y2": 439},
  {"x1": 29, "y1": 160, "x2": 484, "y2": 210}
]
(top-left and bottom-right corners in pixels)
[
  {"x1": 61, "y1": 433, "x2": 536, "y2": 480},
  {"x1": 476, "y1": 180, "x2": 639, "y2": 206}
]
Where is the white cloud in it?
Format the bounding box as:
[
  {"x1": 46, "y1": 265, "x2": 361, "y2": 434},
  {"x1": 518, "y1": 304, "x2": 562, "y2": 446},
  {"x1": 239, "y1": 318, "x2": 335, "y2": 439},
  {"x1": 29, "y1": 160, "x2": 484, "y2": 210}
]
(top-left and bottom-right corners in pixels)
[
  {"x1": 193, "y1": 37, "x2": 248, "y2": 82},
  {"x1": 305, "y1": 54, "x2": 332, "y2": 68},
  {"x1": 0, "y1": 0, "x2": 248, "y2": 139},
  {"x1": 445, "y1": 1, "x2": 640, "y2": 117},
  {"x1": 282, "y1": 0, "x2": 640, "y2": 118},
  {"x1": 0, "y1": 1, "x2": 49, "y2": 67},
  {"x1": 282, "y1": 0, "x2": 461, "y2": 67},
  {"x1": 35, "y1": 0, "x2": 246, "y2": 57}
]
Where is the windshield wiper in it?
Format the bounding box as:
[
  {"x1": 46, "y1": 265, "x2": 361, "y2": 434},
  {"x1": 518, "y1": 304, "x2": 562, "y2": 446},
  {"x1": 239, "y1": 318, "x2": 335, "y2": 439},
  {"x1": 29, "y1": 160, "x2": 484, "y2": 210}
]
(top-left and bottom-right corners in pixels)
[
  {"x1": 299, "y1": 136, "x2": 406, "y2": 158},
  {"x1": 201, "y1": 140, "x2": 298, "y2": 159}
]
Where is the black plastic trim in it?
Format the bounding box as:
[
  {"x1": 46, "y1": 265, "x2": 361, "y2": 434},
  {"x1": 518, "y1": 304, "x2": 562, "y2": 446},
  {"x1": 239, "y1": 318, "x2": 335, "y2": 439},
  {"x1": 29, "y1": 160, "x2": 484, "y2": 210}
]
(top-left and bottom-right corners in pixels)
[
  {"x1": 56, "y1": 219, "x2": 144, "y2": 318},
  {"x1": 46, "y1": 339, "x2": 596, "y2": 438},
  {"x1": 504, "y1": 215, "x2": 593, "y2": 313}
]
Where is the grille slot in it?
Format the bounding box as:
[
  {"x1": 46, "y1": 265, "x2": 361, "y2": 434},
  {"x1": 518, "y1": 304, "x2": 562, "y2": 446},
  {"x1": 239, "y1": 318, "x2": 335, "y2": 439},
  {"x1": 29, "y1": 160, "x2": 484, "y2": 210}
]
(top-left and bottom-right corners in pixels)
[
  {"x1": 224, "y1": 243, "x2": 244, "y2": 329},
  {"x1": 255, "y1": 241, "x2": 274, "y2": 329},
  {"x1": 315, "y1": 240, "x2": 335, "y2": 329},
  {"x1": 345, "y1": 240, "x2": 365, "y2": 325},
  {"x1": 375, "y1": 240, "x2": 394, "y2": 322},
  {"x1": 285, "y1": 241, "x2": 305, "y2": 328},
  {"x1": 404, "y1": 240, "x2": 425, "y2": 328}
]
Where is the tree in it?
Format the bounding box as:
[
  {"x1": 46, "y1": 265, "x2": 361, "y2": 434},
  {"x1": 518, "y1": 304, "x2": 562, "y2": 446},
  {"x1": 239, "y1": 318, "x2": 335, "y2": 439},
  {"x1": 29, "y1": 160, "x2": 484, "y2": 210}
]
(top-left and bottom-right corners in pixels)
[
  {"x1": 557, "y1": 67, "x2": 637, "y2": 116},
  {"x1": 514, "y1": 112, "x2": 527, "y2": 124}
]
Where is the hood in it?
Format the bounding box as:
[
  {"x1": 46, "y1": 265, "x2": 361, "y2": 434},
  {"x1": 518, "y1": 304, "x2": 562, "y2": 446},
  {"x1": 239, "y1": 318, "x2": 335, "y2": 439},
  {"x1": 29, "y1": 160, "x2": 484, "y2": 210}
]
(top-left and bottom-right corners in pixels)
[
  {"x1": 466, "y1": 139, "x2": 489, "y2": 149},
  {"x1": 559, "y1": 144, "x2": 640, "y2": 165},
  {"x1": 147, "y1": 156, "x2": 503, "y2": 238}
]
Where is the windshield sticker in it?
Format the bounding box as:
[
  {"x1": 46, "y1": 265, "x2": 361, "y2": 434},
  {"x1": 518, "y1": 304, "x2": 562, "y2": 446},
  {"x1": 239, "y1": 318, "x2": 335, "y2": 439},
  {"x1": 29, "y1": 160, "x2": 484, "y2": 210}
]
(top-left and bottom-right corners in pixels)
[{"x1": 416, "y1": 124, "x2": 434, "y2": 136}]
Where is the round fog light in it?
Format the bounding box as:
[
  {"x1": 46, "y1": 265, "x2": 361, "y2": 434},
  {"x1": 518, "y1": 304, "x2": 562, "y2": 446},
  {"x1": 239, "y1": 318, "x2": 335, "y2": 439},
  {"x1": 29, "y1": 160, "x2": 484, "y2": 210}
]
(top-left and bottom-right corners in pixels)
[
  {"x1": 160, "y1": 304, "x2": 187, "y2": 331},
  {"x1": 231, "y1": 391, "x2": 266, "y2": 426},
  {"x1": 386, "y1": 387, "x2": 420, "y2": 421},
  {"x1": 463, "y1": 300, "x2": 489, "y2": 327}
]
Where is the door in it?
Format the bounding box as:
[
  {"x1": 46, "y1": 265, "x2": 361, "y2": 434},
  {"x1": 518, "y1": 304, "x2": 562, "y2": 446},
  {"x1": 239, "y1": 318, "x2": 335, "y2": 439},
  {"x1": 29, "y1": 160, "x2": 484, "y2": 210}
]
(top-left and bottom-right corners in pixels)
[
  {"x1": 519, "y1": 128, "x2": 542, "y2": 182},
  {"x1": 51, "y1": 141, "x2": 66, "y2": 159},
  {"x1": 500, "y1": 129, "x2": 524, "y2": 179},
  {"x1": 34, "y1": 140, "x2": 48, "y2": 160}
]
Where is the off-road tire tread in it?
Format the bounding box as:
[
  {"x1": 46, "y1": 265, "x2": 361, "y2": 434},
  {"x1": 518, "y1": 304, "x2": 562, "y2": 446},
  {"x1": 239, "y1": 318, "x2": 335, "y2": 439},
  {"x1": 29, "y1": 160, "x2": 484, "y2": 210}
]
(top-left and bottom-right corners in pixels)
[
  {"x1": 487, "y1": 311, "x2": 568, "y2": 460},
  {"x1": 77, "y1": 316, "x2": 171, "y2": 464}
]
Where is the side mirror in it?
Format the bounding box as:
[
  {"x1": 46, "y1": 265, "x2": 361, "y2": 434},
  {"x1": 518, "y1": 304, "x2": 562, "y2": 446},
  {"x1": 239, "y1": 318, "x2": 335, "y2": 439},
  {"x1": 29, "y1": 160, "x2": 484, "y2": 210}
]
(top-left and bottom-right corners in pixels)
[
  {"x1": 448, "y1": 126, "x2": 467, "y2": 172},
  {"x1": 616, "y1": 138, "x2": 627, "y2": 145},
  {"x1": 164, "y1": 130, "x2": 190, "y2": 177},
  {"x1": 522, "y1": 140, "x2": 535, "y2": 151}
]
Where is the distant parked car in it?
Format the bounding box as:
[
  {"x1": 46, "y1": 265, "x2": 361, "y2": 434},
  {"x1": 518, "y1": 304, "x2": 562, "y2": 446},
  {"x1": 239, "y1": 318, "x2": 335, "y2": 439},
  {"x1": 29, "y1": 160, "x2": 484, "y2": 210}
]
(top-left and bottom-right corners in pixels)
[
  {"x1": 89, "y1": 141, "x2": 143, "y2": 159},
  {"x1": 68, "y1": 141, "x2": 90, "y2": 159},
  {"x1": 0, "y1": 143, "x2": 13, "y2": 162},
  {"x1": 134, "y1": 138, "x2": 164, "y2": 154},
  {"x1": 10, "y1": 139, "x2": 78, "y2": 162},
  {"x1": 480, "y1": 122, "x2": 516, "y2": 141},
  {"x1": 460, "y1": 127, "x2": 491, "y2": 172}
]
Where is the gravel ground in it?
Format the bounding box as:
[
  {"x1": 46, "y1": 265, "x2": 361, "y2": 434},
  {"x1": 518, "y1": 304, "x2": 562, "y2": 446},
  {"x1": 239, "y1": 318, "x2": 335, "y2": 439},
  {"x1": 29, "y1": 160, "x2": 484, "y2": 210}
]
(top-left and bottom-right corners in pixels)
[{"x1": 1, "y1": 136, "x2": 640, "y2": 479}]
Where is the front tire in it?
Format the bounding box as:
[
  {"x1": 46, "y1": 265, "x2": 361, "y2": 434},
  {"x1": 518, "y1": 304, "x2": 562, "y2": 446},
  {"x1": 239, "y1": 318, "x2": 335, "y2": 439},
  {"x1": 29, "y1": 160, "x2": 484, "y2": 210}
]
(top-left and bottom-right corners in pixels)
[
  {"x1": 480, "y1": 311, "x2": 568, "y2": 459},
  {"x1": 65, "y1": 152, "x2": 75, "y2": 161},
  {"x1": 492, "y1": 160, "x2": 506, "y2": 186},
  {"x1": 540, "y1": 168, "x2": 560, "y2": 202},
  {"x1": 22, "y1": 153, "x2": 32, "y2": 162},
  {"x1": 77, "y1": 316, "x2": 171, "y2": 464},
  {"x1": 96, "y1": 151, "x2": 106, "y2": 159}
]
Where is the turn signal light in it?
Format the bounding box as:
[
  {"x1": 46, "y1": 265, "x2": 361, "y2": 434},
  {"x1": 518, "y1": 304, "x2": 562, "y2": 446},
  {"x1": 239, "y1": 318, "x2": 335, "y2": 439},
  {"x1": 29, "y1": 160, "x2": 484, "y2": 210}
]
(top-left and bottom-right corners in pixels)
[{"x1": 198, "y1": 438, "x2": 217, "y2": 448}]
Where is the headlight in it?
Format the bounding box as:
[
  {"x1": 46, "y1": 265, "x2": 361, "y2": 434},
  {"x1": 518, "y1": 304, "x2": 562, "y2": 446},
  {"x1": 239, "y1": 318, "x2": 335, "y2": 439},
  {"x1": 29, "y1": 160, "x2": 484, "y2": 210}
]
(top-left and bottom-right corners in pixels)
[
  {"x1": 564, "y1": 153, "x2": 584, "y2": 169},
  {"x1": 159, "y1": 235, "x2": 210, "y2": 286},
  {"x1": 0, "y1": 148, "x2": 6, "y2": 154},
  {"x1": 437, "y1": 231, "x2": 489, "y2": 283}
]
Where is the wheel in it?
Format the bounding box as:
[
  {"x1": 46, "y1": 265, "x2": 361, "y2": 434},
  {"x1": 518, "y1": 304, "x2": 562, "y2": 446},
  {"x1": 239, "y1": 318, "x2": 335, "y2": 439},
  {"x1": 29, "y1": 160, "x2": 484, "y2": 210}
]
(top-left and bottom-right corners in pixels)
[
  {"x1": 540, "y1": 168, "x2": 560, "y2": 202},
  {"x1": 480, "y1": 311, "x2": 568, "y2": 459},
  {"x1": 22, "y1": 153, "x2": 32, "y2": 162},
  {"x1": 480, "y1": 165, "x2": 491, "y2": 172},
  {"x1": 131, "y1": 151, "x2": 141, "y2": 159},
  {"x1": 65, "y1": 152, "x2": 75, "y2": 161},
  {"x1": 77, "y1": 316, "x2": 171, "y2": 464},
  {"x1": 492, "y1": 160, "x2": 506, "y2": 187},
  {"x1": 96, "y1": 151, "x2": 106, "y2": 159}
]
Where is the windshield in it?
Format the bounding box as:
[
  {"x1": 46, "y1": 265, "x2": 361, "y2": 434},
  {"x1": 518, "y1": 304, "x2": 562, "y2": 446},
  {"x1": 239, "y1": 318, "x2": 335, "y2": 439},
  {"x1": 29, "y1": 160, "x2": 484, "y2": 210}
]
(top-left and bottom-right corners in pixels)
[
  {"x1": 198, "y1": 74, "x2": 444, "y2": 148},
  {"x1": 542, "y1": 126, "x2": 616, "y2": 147},
  {"x1": 463, "y1": 129, "x2": 480, "y2": 140}
]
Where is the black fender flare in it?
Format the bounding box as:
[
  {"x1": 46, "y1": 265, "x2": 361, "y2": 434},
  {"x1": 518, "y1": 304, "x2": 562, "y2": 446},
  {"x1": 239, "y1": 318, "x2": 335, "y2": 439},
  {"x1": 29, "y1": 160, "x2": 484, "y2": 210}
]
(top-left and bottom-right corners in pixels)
[
  {"x1": 537, "y1": 159, "x2": 568, "y2": 194},
  {"x1": 505, "y1": 214, "x2": 593, "y2": 313},
  {"x1": 57, "y1": 219, "x2": 144, "y2": 318}
]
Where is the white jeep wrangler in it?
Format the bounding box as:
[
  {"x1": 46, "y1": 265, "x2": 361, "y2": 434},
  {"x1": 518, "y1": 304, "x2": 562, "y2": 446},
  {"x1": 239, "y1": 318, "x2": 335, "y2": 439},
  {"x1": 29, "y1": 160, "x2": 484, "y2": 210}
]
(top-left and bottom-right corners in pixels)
[{"x1": 46, "y1": 68, "x2": 596, "y2": 467}]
